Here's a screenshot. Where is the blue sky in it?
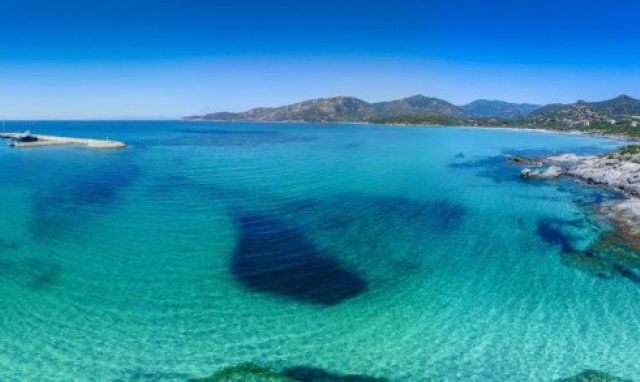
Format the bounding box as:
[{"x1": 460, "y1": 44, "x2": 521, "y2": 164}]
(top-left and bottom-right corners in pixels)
[{"x1": 1, "y1": 0, "x2": 639, "y2": 119}]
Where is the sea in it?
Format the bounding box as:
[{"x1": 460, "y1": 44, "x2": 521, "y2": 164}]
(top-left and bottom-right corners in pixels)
[{"x1": 1, "y1": 121, "x2": 638, "y2": 381}]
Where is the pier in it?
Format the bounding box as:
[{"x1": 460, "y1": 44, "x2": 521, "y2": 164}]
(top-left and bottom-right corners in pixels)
[{"x1": 0, "y1": 132, "x2": 126, "y2": 149}]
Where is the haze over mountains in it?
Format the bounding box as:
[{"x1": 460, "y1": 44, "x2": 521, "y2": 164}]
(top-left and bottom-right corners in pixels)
[{"x1": 184, "y1": 94, "x2": 640, "y2": 127}]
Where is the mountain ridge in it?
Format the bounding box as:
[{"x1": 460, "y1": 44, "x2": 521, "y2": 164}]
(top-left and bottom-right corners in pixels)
[
  {"x1": 460, "y1": 99, "x2": 540, "y2": 119},
  {"x1": 185, "y1": 94, "x2": 640, "y2": 129},
  {"x1": 184, "y1": 95, "x2": 542, "y2": 122}
]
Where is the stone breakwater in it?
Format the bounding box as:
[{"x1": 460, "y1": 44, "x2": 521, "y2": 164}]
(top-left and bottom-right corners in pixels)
[{"x1": 0, "y1": 132, "x2": 126, "y2": 149}]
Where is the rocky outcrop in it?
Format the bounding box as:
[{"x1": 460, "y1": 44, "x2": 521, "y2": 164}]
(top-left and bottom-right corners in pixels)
[
  {"x1": 519, "y1": 145, "x2": 640, "y2": 248},
  {"x1": 519, "y1": 147, "x2": 640, "y2": 195},
  {"x1": 509, "y1": 156, "x2": 543, "y2": 167},
  {"x1": 520, "y1": 165, "x2": 563, "y2": 179},
  {"x1": 534, "y1": 148, "x2": 640, "y2": 196}
]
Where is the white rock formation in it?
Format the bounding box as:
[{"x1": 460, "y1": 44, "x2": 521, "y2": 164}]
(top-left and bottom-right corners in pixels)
[
  {"x1": 520, "y1": 147, "x2": 640, "y2": 232},
  {"x1": 520, "y1": 165, "x2": 564, "y2": 179}
]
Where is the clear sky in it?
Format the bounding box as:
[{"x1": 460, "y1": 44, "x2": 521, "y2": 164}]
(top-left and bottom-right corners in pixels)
[{"x1": 1, "y1": 0, "x2": 639, "y2": 119}]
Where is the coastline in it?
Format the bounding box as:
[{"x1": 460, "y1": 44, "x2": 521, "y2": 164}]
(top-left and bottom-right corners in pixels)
[
  {"x1": 518, "y1": 145, "x2": 640, "y2": 280},
  {"x1": 450, "y1": 125, "x2": 639, "y2": 142},
  {"x1": 182, "y1": 118, "x2": 639, "y2": 142}
]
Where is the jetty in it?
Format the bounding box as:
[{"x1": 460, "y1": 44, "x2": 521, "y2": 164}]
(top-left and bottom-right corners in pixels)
[{"x1": 0, "y1": 132, "x2": 126, "y2": 149}]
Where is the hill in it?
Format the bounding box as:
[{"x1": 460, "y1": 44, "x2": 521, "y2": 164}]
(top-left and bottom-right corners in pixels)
[
  {"x1": 460, "y1": 100, "x2": 540, "y2": 119},
  {"x1": 185, "y1": 95, "x2": 534, "y2": 122},
  {"x1": 372, "y1": 95, "x2": 464, "y2": 118},
  {"x1": 529, "y1": 95, "x2": 640, "y2": 123},
  {"x1": 185, "y1": 97, "x2": 374, "y2": 123},
  {"x1": 184, "y1": 95, "x2": 640, "y2": 137}
]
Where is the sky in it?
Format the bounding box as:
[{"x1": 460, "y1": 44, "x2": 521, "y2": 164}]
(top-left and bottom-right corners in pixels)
[{"x1": 1, "y1": 0, "x2": 639, "y2": 119}]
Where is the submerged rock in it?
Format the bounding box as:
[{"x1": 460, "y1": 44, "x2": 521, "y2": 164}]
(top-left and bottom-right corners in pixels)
[
  {"x1": 192, "y1": 363, "x2": 388, "y2": 382},
  {"x1": 560, "y1": 251, "x2": 616, "y2": 279},
  {"x1": 599, "y1": 199, "x2": 640, "y2": 234},
  {"x1": 509, "y1": 155, "x2": 543, "y2": 167},
  {"x1": 191, "y1": 363, "x2": 295, "y2": 382},
  {"x1": 232, "y1": 214, "x2": 367, "y2": 306},
  {"x1": 283, "y1": 366, "x2": 387, "y2": 381},
  {"x1": 555, "y1": 369, "x2": 632, "y2": 382}
]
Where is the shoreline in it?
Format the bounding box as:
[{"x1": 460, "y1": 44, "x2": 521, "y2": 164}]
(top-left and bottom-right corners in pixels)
[
  {"x1": 519, "y1": 146, "x2": 640, "y2": 279},
  {"x1": 182, "y1": 119, "x2": 639, "y2": 142}
]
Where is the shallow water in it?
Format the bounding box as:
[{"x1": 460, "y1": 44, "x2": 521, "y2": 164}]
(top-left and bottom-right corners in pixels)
[{"x1": 0, "y1": 121, "x2": 638, "y2": 381}]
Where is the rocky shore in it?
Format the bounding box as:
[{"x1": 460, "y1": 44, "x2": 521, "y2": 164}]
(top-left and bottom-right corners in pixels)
[
  {"x1": 517, "y1": 145, "x2": 640, "y2": 280},
  {"x1": 519, "y1": 145, "x2": 640, "y2": 197}
]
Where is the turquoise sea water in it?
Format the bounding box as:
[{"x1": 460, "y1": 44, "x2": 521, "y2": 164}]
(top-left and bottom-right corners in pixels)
[{"x1": 1, "y1": 121, "x2": 638, "y2": 381}]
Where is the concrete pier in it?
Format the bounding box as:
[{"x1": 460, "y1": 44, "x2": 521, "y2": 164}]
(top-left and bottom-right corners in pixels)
[{"x1": 0, "y1": 132, "x2": 126, "y2": 149}]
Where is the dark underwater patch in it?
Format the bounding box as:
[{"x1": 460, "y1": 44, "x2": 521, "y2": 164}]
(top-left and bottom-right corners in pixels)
[
  {"x1": 232, "y1": 214, "x2": 367, "y2": 306},
  {"x1": 191, "y1": 363, "x2": 388, "y2": 382},
  {"x1": 191, "y1": 363, "x2": 293, "y2": 382},
  {"x1": 29, "y1": 160, "x2": 141, "y2": 238},
  {"x1": 555, "y1": 369, "x2": 632, "y2": 382},
  {"x1": 0, "y1": 237, "x2": 19, "y2": 251},
  {"x1": 70, "y1": 168, "x2": 139, "y2": 205},
  {"x1": 0, "y1": 257, "x2": 60, "y2": 290},
  {"x1": 555, "y1": 181, "x2": 623, "y2": 207},
  {"x1": 283, "y1": 366, "x2": 388, "y2": 382},
  {"x1": 536, "y1": 218, "x2": 582, "y2": 254},
  {"x1": 448, "y1": 148, "x2": 605, "y2": 184},
  {"x1": 612, "y1": 263, "x2": 640, "y2": 285},
  {"x1": 542, "y1": 218, "x2": 640, "y2": 285},
  {"x1": 23, "y1": 258, "x2": 61, "y2": 290},
  {"x1": 0, "y1": 259, "x2": 14, "y2": 277},
  {"x1": 448, "y1": 154, "x2": 521, "y2": 183}
]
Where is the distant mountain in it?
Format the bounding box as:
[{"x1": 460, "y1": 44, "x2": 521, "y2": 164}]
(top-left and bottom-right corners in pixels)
[
  {"x1": 372, "y1": 95, "x2": 464, "y2": 118},
  {"x1": 185, "y1": 94, "x2": 467, "y2": 122},
  {"x1": 589, "y1": 94, "x2": 640, "y2": 116},
  {"x1": 186, "y1": 96, "x2": 374, "y2": 122},
  {"x1": 185, "y1": 94, "x2": 640, "y2": 126},
  {"x1": 460, "y1": 100, "x2": 540, "y2": 119},
  {"x1": 529, "y1": 95, "x2": 640, "y2": 125}
]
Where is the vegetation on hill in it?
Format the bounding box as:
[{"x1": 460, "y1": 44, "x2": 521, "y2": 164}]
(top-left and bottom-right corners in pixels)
[
  {"x1": 185, "y1": 95, "x2": 544, "y2": 123},
  {"x1": 460, "y1": 99, "x2": 539, "y2": 119},
  {"x1": 185, "y1": 94, "x2": 640, "y2": 137}
]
